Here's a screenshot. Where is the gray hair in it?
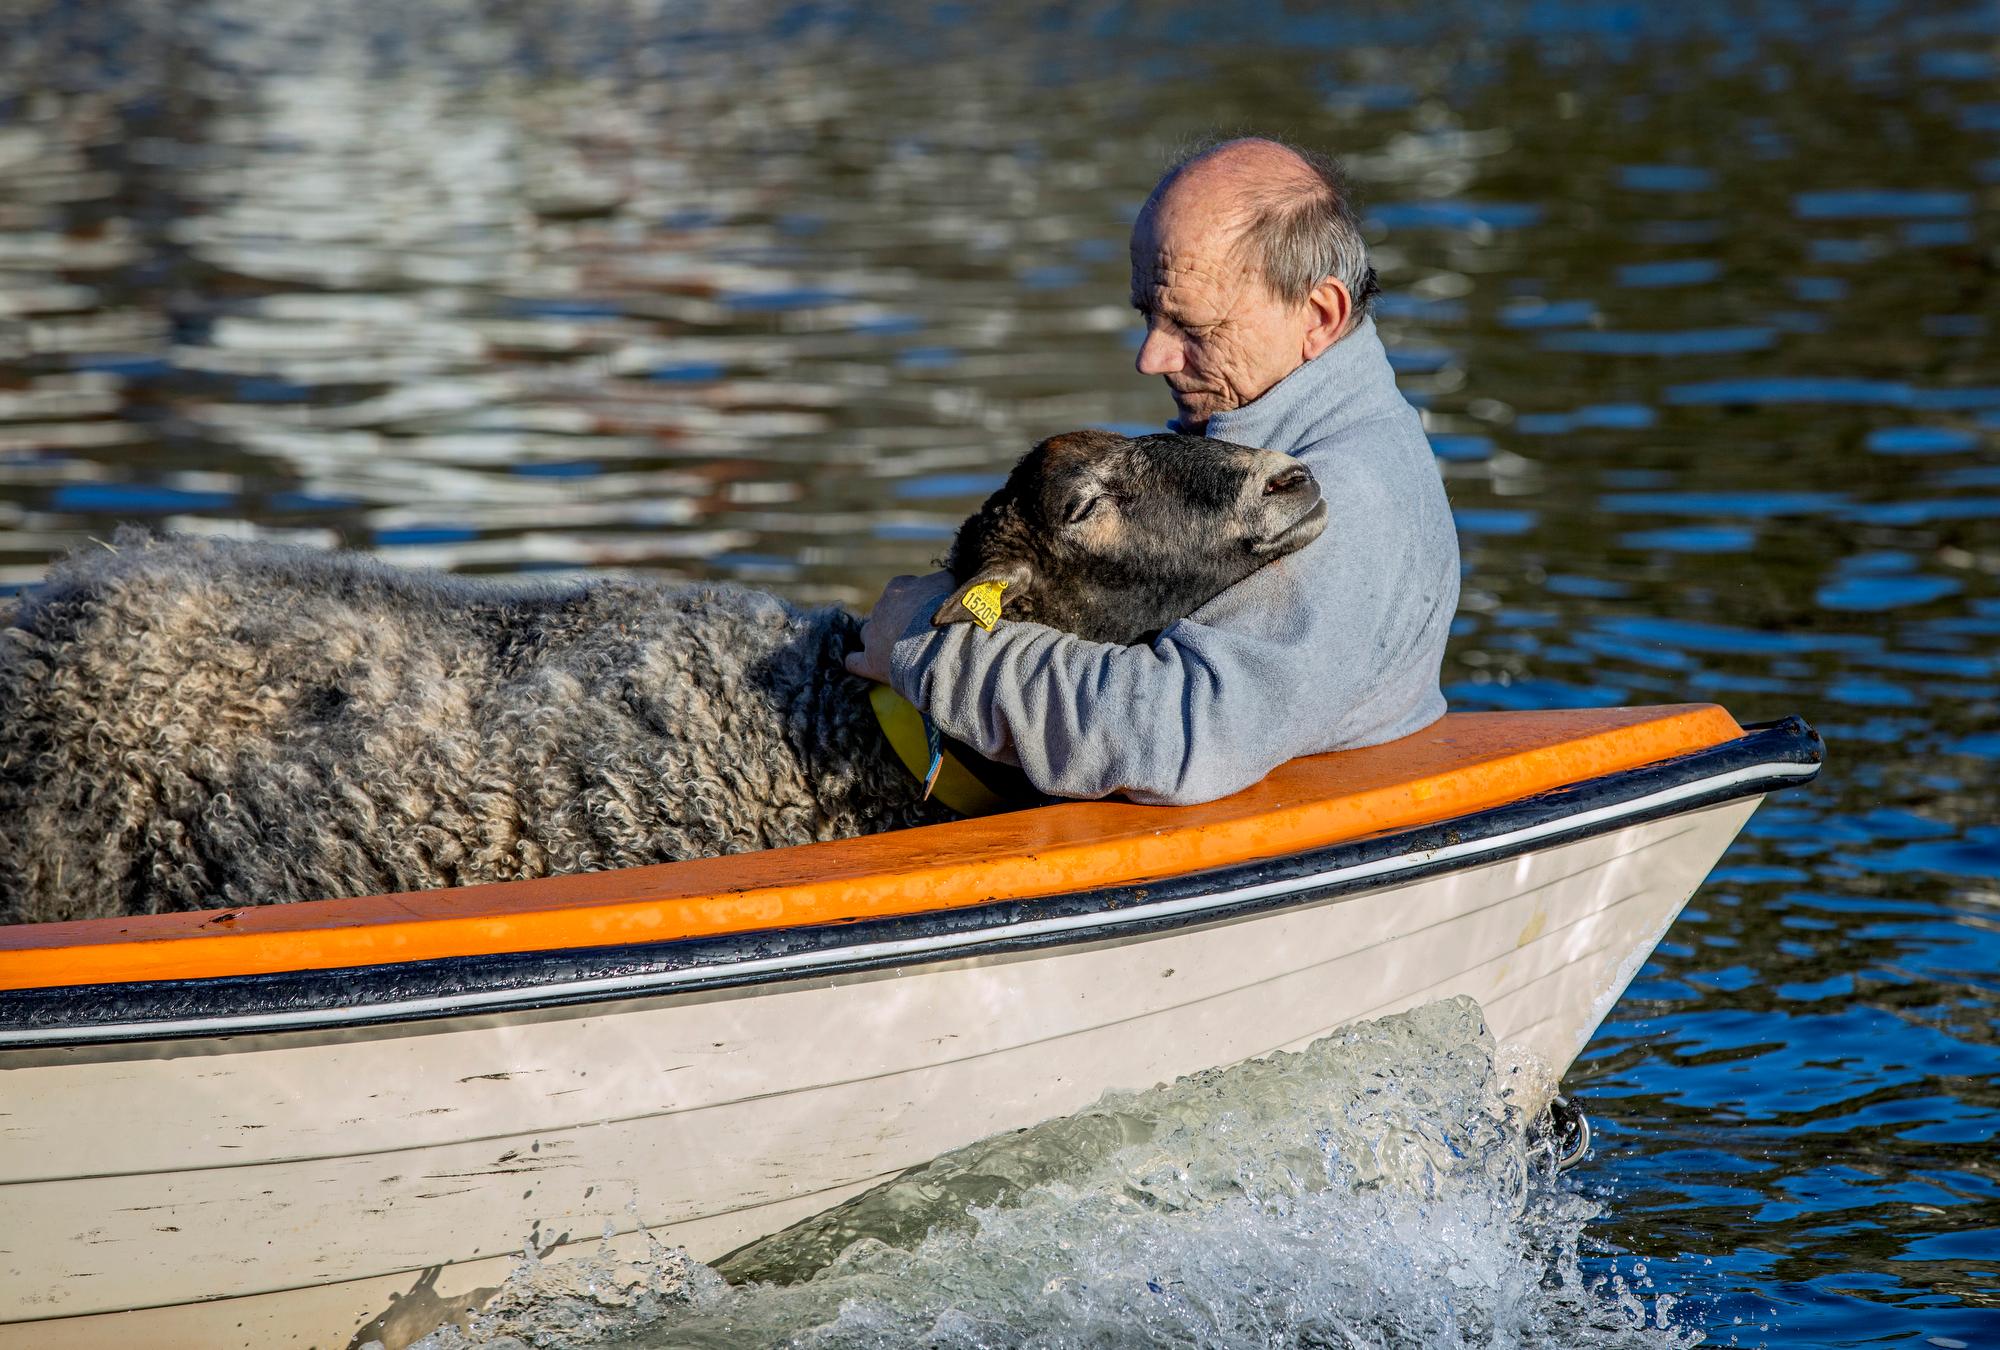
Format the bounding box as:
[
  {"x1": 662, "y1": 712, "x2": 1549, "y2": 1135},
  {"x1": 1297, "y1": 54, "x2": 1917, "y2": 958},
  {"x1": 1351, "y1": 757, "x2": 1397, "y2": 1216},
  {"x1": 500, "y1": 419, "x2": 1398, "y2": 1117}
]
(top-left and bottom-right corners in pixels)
[{"x1": 1153, "y1": 136, "x2": 1380, "y2": 325}]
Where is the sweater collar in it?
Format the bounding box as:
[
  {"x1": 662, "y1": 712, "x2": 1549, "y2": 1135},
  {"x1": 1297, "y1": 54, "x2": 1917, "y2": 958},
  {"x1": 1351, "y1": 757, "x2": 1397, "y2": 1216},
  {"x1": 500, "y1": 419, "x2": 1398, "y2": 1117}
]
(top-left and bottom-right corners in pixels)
[{"x1": 1184, "y1": 315, "x2": 1397, "y2": 453}]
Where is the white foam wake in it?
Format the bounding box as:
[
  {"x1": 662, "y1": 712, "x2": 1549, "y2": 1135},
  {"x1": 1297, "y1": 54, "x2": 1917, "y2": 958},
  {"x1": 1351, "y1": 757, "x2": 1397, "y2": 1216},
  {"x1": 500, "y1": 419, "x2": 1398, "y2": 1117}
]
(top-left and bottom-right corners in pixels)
[{"x1": 410, "y1": 997, "x2": 1695, "y2": 1349}]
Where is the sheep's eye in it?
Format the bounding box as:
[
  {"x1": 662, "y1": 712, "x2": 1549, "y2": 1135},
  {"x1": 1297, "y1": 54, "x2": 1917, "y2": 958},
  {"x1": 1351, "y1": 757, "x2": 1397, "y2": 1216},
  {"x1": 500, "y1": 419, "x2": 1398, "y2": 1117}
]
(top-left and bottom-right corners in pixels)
[{"x1": 1067, "y1": 495, "x2": 1105, "y2": 525}]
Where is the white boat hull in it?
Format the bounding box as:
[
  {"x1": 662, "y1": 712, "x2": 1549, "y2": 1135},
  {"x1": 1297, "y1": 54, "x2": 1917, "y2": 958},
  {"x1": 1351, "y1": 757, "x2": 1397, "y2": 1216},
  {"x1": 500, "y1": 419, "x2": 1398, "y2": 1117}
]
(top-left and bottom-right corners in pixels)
[{"x1": 1, "y1": 797, "x2": 1756, "y2": 1350}]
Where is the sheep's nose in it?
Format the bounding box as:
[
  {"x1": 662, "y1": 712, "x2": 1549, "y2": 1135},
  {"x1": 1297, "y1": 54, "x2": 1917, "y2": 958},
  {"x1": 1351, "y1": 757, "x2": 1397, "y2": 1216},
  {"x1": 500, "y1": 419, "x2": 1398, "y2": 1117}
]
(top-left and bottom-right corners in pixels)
[{"x1": 1263, "y1": 464, "x2": 1312, "y2": 496}]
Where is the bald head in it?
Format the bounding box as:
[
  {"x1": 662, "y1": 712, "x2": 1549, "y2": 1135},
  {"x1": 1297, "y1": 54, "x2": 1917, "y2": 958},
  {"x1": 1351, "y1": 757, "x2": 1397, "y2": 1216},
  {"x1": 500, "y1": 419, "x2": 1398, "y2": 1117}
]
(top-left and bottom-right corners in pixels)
[
  {"x1": 1140, "y1": 136, "x2": 1378, "y2": 318},
  {"x1": 1146, "y1": 138, "x2": 1321, "y2": 219},
  {"x1": 1127, "y1": 136, "x2": 1376, "y2": 430}
]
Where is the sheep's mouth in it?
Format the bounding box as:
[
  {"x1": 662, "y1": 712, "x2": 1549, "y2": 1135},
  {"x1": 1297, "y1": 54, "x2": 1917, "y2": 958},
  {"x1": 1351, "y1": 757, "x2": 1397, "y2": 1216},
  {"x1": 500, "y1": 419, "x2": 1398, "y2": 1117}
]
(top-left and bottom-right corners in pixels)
[{"x1": 1257, "y1": 497, "x2": 1329, "y2": 557}]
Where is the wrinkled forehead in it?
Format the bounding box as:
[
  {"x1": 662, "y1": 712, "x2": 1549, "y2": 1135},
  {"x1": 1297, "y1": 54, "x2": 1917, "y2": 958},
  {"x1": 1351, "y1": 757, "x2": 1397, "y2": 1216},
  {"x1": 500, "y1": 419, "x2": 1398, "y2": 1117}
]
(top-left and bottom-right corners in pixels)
[{"x1": 1128, "y1": 197, "x2": 1260, "y2": 294}]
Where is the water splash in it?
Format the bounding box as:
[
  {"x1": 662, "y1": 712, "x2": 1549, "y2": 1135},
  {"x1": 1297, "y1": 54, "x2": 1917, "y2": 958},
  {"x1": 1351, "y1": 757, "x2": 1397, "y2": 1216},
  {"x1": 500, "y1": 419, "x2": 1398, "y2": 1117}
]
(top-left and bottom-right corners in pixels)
[{"x1": 410, "y1": 999, "x2": 1694, "y2": 1349}]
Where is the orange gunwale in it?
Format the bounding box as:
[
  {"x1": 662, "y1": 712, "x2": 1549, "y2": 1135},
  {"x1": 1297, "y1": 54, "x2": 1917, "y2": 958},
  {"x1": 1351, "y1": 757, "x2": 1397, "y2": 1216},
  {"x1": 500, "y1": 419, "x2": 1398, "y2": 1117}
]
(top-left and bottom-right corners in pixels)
[{"x1": 0, "y1": 704, "x2": 1744, "y2": 992}]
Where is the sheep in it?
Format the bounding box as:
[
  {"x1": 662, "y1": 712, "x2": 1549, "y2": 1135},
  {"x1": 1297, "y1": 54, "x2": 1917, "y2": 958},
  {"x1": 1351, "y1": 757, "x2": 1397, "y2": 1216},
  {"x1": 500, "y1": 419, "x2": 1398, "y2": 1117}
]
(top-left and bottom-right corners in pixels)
[{"x1": 0, "y1": 429, "x2": 1327, "y2": 923}]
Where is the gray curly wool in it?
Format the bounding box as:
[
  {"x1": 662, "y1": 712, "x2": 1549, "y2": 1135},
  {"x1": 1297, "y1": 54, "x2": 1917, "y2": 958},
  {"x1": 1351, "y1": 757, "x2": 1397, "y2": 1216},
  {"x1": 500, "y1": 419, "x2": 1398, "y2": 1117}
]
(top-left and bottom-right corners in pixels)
[{"x1": 0, "y1": 529, "x2": 945, "y2": 923}]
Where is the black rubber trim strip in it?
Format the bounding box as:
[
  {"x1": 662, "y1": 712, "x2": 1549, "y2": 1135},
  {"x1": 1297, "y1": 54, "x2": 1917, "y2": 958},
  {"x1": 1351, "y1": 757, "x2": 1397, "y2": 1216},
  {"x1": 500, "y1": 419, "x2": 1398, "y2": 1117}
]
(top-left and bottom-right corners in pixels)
[{"x1": 0, "y1": 717, "x2": 1821, "y2": 1044}]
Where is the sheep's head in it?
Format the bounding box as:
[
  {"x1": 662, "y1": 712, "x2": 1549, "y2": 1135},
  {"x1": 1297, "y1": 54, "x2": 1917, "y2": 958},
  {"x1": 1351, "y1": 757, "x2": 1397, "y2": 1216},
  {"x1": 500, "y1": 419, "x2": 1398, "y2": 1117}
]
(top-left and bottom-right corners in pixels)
[{"x1": 935, "y1": 429, "x2": 1328, "y2": 645}]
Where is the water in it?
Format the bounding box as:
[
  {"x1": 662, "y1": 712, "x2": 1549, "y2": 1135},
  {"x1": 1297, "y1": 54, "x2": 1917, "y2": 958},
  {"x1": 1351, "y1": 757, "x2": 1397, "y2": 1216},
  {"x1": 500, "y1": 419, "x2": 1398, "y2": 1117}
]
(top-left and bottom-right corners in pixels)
[
  {"x1": 416, "y1": 1001, "x2": 1685, "y2": 1350},
  {"x1": 2, "y1": 0, "x2": 1996, "y2": 1344}
]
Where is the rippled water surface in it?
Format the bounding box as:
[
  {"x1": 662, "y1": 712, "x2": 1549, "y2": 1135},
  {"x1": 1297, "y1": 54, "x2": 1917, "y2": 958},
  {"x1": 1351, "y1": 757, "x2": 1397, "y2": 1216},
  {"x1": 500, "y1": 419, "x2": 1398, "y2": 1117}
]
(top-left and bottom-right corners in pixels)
[{"x1": 3, "y1": 1, "x2": 1996, "y2": 1345}]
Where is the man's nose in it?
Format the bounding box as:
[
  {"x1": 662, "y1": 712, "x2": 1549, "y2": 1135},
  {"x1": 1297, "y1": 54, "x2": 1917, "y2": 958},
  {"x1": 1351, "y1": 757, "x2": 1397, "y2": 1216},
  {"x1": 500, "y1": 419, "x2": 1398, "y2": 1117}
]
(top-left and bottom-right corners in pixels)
[{"x1": 1135, "y1": 326, "x2": 1183, "y2": 377}]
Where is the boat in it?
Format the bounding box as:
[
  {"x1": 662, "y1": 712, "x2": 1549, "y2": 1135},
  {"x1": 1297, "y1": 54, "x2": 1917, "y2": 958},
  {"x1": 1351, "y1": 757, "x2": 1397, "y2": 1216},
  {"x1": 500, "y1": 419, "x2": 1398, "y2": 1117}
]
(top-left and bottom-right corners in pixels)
[{"x1": 0, "y1": 703, "x2": 1820, "y2": 1349}]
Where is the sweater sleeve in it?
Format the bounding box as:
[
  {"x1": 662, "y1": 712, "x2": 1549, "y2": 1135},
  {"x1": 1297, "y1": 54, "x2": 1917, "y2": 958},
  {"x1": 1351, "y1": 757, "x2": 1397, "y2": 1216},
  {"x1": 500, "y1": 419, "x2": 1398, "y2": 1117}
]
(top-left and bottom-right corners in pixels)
[{"x1": 887, "y1": 459, "x2": 1456, "y2": 806}]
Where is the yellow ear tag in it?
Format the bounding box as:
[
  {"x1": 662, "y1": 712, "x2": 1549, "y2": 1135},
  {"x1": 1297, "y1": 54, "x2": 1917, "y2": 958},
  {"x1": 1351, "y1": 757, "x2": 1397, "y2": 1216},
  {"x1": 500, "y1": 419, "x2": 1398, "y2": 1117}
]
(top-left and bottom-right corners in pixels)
[{"x1": 959, "y1": 579, "x2": 1008, "y2": 631}]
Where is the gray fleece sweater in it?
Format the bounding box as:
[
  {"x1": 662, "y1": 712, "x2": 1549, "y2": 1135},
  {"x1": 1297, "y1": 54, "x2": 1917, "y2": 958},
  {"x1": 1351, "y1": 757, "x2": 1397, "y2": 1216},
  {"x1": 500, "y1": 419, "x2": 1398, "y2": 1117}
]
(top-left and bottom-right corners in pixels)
[{"x1": 888, "y1": 315, "x2": 1460, "y2": 806}]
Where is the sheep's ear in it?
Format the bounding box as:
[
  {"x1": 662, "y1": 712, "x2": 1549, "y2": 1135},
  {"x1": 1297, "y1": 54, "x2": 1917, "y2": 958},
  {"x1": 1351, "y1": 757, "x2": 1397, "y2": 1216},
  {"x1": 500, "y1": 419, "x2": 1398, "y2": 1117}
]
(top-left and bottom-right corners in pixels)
[{"x1": 931, "y1": 560, "x2": 1035, "y2": 631}]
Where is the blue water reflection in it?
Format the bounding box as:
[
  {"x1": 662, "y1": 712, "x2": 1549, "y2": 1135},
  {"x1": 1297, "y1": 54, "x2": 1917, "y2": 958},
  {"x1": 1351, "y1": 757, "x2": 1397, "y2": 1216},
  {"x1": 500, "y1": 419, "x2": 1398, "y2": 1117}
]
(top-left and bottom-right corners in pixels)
[
  {"x1": 1619, "y1": 164, "x2": 1717, "y2": 192},
  {"x1": 1, "y1": 0, "x2": 1996, "y2": 1343},
  {"x1": 1618, "y1": 259, "x2": 1723, "y2": 288},
  {"x1": 1538, "y1": 327, "x2": 1776, "y2": 356}
]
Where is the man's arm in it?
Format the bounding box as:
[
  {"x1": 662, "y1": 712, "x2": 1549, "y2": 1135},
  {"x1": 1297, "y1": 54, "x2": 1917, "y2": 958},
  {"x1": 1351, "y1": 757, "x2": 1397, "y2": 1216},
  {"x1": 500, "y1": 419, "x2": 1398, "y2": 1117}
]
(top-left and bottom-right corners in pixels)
[
  {"x1": 853, "y1": 495, "x2": 1456, "y2": 805},
  {"x1": 899, "y1": 602, "x2": 1328, "y2": 807}
]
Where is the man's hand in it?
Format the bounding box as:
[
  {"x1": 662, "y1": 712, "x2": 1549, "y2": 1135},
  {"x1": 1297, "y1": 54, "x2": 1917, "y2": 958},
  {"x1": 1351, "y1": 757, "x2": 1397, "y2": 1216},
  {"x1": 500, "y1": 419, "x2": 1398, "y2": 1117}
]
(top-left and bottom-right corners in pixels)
[{"x1": 845, "y1": 571, "x2": 956, "y2": 684}]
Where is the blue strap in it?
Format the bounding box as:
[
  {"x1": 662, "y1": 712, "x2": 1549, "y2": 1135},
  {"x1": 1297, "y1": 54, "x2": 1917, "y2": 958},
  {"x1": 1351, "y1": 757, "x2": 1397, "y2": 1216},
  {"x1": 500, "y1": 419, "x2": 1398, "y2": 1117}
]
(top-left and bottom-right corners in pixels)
[{"x1": 922, "y1": 714, "x2": 944, "y2": 799}]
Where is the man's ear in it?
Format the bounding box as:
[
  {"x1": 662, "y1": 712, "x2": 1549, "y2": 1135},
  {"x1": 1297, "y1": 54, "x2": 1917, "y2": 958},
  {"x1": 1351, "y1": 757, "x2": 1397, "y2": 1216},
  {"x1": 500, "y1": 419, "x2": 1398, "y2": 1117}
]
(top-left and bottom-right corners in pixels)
[
  {"x1": 931, "y1": 558, "x2": 1036, "y2": 629},
  {"x1": 1301, "y1": 276, "x2": 1353, "y2": 361}
]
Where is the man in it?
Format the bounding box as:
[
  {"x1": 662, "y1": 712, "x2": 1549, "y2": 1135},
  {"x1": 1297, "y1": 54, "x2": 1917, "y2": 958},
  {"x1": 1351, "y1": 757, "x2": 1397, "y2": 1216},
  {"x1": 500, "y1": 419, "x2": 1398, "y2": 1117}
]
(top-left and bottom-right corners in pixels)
[{"x1": 844, "y1": 137, "x2": 1460, "y2": 806}]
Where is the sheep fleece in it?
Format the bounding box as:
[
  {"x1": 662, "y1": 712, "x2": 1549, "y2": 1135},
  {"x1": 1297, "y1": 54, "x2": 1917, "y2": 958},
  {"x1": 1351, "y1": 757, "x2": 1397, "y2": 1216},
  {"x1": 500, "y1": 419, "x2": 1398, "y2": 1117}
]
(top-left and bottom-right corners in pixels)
[{"x1": 0, "y1": 530, "x2": 947, "y2": 923}]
